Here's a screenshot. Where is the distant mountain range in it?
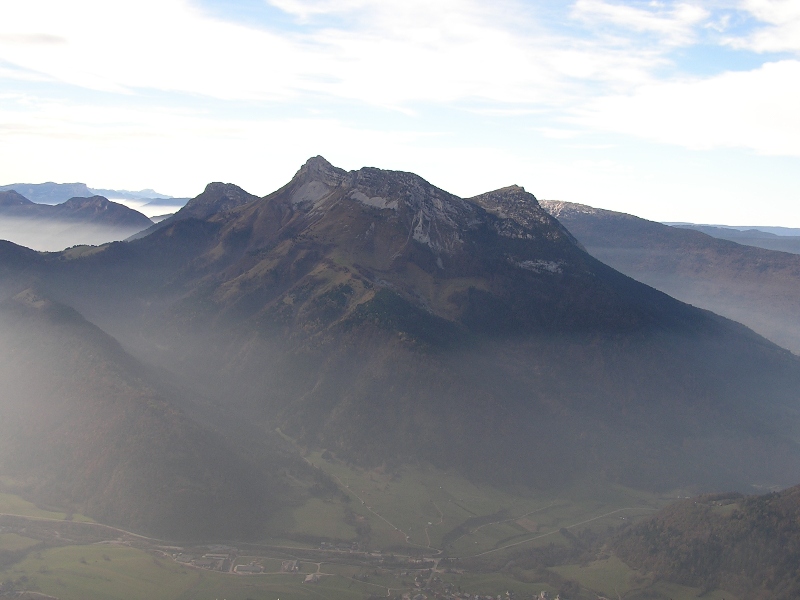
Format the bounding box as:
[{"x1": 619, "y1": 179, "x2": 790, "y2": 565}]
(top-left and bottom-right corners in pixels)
[
  {"x1": 541, "y1": 200, "x2": 800, "y2": 355},
  {"x1": 0, "y1": 190, "x2": 152, "y2": 228},
  {"x1": 667, "y1": 222, "x2": 800, "y2": 255},
  {"x1": 0, "y1": 190, "x2": 154, "y2": 251},
  {"x1": 0, "y1": 182, "x2": 175, "y2": 205},
  {"x1": 667, "y1": 223, "x2": 800, "y2": 237}
]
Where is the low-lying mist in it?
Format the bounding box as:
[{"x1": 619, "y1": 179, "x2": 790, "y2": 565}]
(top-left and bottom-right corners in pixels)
[
  {"x1": 0, "y1": 216, "x2": 150, "y2": 252},
  {"x1": 0, "y1": 291, "x2": 290, "y2": 540}
]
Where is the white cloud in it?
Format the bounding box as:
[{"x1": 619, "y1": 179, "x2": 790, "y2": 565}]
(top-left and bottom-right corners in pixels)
[
  {"x1": 0, "y1": 0, "x2": 669, "y2": 108},
  {"x1": 571, "y1": 0, "x2": 710, "y2": 46},
  {"x1": 267, "y1": 0, "x2": 374, "y2": 20},
  {"x1": 571, "y1": 59, "x2": 800, "y2": 156},
  {"x1": 728, "y1": 0, "x2": 800, "y2": 53}
]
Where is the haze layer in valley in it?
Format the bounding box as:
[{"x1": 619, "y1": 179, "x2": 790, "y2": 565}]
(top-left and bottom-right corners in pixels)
[{"x1": 0, "y1": 189, "x2": 154, "y2": 251}]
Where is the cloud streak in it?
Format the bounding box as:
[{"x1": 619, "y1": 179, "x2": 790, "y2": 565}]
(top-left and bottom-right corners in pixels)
[{"x1": 571, "y1": 0, "x2": 710, "y2": 46}]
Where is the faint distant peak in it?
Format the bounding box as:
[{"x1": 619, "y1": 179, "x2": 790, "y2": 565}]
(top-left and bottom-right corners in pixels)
[
  {"x1": 0, "y1": 182, "x2": 93, "y2": 205},
  {"x1": 0, "y1": 182, "x2": 176, "y2": 205},
  {"x1": 89, "y1": 187, "x2": 174, "y2": 200}
]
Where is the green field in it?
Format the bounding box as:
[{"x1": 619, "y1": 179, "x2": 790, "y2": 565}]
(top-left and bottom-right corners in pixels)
[
  {"x1": 0, "y1": 453, "x2": 740, "y2": 600},
  {"x1": 288, "y1": 450, "x2": 667, "y2": 559},
  {"x1": 0, "y1": 491, "x2": 93, "y2": 522},
  {"x1": 551, "y1": 556, "x2": 741, "y2": 600},
  {"x1": 0, "y1": 544, "x2": 393, "y2": 600},
  {"x1": 281, "y1": 497, "x2": 358, "y2": 541},
  {"x1": 0, "y1": 532, "x2": 40, "y2": 552},
  {"x1": 439, "y1": 571, "x2": 557, "y2": 597}
]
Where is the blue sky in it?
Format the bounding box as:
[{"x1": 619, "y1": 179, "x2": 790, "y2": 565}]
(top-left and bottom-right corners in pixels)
[{"x1": 1, "y1": 0, "x2": 799, "y2": 225}]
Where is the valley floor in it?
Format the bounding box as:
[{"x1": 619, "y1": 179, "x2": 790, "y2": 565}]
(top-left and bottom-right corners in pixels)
[{"x1": 0, "y1": 451, "x2": 741, "y2": 600}]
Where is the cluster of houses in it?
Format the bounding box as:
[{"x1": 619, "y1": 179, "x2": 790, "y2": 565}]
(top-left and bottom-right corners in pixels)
[
  {"x1": 281, "y1": 560, "x2": 300, "y2": 572},
  {"x1": 399, "y1": 586, "x2": 566, "y2": 600},
  {"x1": 234, "y1": 562, "x2": 264, "y2": 574},
  {"x1": 174, "y1": 552, "x2": 230, "y2": 571},
  {"x1": 318, "y1": 540, "x2": 360, "y2": 551},
  {"x1": 172, "y1": 545, "x2": 236, "y2": 572},
  {"x1": 402, "y1": 593, "x2": 516, "y2": 600}
]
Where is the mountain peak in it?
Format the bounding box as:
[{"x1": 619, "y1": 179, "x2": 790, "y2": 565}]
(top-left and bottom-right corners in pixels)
[
  {"x1": 53, "y1": 195, "x2": 153, "y2": 228},
  {"x1": 469, "y1": 186, "x2": 580, "y2": 245},
  {"x1": 178, "y1": 182, "x2": 260, "y2": 221},
  {"x1": 298, "y1": 155, "x2": 347, "y2": 182},
  {"x1": 302, "y1": 154, "x2": 333, "y2": 171},
  {"x1": 61, "y1": 194, "x2": 111, "y2": 208},
  {"x1": 0, "y1": 189, "x2": 33, "y2": 207}
]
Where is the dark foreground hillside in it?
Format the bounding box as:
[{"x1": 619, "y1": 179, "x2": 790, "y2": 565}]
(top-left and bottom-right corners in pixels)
[
  {"x1": 613, "y1": 485, "x2": 800, "y2": 599},
  {"x1": 0, "y1": 289, "x2": 288, "y2": 540}
]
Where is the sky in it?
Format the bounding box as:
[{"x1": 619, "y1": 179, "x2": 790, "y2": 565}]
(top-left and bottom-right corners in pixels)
[{"x1": 1, "y1": 0, "x2": 799, "y2": 225}]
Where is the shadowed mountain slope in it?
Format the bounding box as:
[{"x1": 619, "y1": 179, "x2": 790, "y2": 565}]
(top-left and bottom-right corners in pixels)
[
  {"x1": 3, "y1": 158, "x2": 800, "y2": 498},
  {"x1": 129, "y1": 182, "x2": 259, "y2": 240},
  {"x1": 541, "y1": 200, "x2": 800, "y2": 355},
  {"x1": 0, "y1": 288, "x2": 286, "y2": 540}
]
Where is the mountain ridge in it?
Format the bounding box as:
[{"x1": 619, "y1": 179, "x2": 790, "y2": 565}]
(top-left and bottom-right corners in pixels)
[
  {"x1": 0, "y1": 191, "x2": 154, "y2": 251},
  {"x1": 3, "y1": 157, "x2": 800, "y2": 507},
  {"x1": 540, "y1": 199, "x2": 800, "y2": 354},
  {"x1": 0, "y1": 182, "x2": 175, "y2": 205}
]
